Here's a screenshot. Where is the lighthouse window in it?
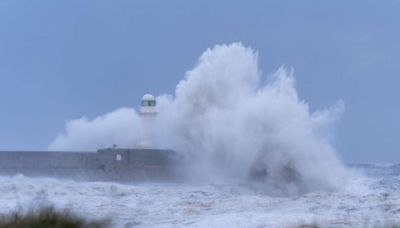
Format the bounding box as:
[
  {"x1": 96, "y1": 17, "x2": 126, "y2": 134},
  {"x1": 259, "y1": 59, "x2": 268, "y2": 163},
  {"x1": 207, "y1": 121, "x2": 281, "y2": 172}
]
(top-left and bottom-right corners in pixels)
[{"x1": 142, "y1": 100, "x2": 156, "y2": 107}]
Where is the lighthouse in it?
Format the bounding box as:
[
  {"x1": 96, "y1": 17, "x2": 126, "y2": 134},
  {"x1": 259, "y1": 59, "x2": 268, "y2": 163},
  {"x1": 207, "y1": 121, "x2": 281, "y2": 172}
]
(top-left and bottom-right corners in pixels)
[
  {"x1": 140, "y1": 94, "x2": 157, "y2": 116},
  {"x1": 137, "y1": 94, "x2": 157, "y2": 148}
]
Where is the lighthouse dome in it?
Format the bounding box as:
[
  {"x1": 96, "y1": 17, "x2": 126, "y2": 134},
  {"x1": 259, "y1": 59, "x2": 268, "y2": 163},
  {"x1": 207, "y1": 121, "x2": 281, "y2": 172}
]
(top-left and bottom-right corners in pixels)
[{"x1": 142, "y1": 94, "x2": 155, "y2": 101}]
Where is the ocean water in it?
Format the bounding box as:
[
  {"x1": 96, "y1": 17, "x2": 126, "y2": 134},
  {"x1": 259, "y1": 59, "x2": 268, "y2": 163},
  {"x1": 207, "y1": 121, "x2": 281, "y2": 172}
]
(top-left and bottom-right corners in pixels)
[{"x1": 0, "y1": 164, "x2": 399, "y2": 227}]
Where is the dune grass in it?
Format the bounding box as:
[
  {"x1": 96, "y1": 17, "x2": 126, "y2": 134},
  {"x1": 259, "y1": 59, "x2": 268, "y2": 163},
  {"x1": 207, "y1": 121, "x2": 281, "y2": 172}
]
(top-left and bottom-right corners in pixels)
[{"x1": 0, "y1": 207, "x2": 109, "y2": 228}]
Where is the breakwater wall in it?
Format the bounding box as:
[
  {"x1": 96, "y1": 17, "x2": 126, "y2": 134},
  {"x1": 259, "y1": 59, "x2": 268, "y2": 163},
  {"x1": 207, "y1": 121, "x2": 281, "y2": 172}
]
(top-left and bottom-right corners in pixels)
[{"x1": 0, "y1": 148, "x2": 178, "y2": 181}]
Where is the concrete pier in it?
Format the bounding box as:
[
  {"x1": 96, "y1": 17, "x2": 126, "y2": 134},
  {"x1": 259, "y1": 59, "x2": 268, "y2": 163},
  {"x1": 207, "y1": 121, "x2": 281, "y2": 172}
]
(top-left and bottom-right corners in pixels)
[{"x1": 0, "y1": 148, "x2": 179, "y2": 181}]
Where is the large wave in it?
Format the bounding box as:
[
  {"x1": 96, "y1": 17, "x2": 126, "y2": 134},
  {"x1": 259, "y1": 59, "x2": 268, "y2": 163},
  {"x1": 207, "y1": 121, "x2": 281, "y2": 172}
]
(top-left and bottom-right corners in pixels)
[{"x1": 49, "y1": 43, "x2": 349, "y2": 195}]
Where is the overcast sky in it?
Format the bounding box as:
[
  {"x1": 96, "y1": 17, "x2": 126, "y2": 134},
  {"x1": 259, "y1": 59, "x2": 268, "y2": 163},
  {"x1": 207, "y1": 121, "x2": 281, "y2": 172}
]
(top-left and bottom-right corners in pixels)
[{"x1": 0, "y1": 0, "x2": 399, "y2": 163}]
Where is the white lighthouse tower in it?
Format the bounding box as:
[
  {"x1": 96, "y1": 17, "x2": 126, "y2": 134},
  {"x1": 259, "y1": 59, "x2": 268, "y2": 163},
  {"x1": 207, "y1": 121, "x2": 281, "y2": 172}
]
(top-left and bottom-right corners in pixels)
[
  {"x1": 136, "y1": 94, "x2": 157, "y2": 148},
  {"x1": 140, "y1": 94, "x2": 157, "y2": 116}
]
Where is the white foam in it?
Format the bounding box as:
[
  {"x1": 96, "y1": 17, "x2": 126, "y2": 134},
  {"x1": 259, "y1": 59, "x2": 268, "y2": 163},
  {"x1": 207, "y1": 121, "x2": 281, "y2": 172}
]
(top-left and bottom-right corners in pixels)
[{"x1": 0, "y1": 173, "x2": 399, "y2": 227}]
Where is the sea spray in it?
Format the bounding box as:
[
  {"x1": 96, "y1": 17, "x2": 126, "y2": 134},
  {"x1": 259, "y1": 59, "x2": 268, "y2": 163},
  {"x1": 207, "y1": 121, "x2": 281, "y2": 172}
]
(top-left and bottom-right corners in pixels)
[
  {"x1": 49, "y1": 108, "x2": 141, "y2": 150},
  {"x1": 49, "y1": 43, "x2": 349, "y2": 195}
]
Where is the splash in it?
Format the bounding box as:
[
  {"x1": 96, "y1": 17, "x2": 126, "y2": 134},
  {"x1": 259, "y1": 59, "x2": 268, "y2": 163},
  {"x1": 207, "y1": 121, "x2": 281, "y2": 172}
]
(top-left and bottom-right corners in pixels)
[
  {"x1": 49, "y1": 108, "x2": 141, "y2": 151},
  {"x1": 49, "y1": 43, "x2": 349, "y2": 195}
]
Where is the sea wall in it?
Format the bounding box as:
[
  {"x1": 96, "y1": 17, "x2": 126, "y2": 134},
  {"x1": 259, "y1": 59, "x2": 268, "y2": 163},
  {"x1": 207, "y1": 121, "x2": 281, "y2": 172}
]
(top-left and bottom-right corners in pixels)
[{"x1": 0, "y1": 149, "x2": 177, "y2": 181}]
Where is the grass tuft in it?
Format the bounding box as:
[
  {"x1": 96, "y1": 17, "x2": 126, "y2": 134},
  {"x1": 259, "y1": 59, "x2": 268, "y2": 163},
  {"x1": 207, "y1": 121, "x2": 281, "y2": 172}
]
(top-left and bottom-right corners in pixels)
[{"x1": 0, "y1": 207, "x2": 109, "y2": 228}]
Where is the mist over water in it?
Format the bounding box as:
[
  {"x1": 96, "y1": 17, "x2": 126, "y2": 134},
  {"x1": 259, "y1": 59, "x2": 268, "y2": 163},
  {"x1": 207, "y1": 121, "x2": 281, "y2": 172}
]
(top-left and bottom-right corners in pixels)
[{"x1": 49, "y1": 43, "x2": 349, "y2": 195}]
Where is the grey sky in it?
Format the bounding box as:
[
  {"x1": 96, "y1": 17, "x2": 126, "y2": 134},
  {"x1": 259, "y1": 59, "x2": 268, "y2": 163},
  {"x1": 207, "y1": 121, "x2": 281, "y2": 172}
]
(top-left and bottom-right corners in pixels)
[{"x1": 0, "y1": 0, "x2": 399, "y2": 163}]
